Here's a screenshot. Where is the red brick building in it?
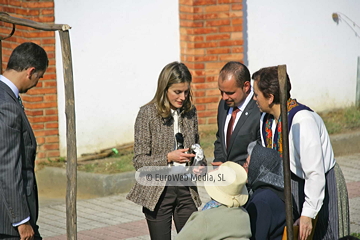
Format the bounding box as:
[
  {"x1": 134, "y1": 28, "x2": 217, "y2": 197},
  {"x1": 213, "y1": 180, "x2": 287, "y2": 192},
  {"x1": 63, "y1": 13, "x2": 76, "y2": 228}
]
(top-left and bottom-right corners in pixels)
[
  {"x1": 0, "y1": 0, "x2": 58, "y2": 163},
  {"x1": 179, "y1": 0, "x2": 245, "y2": 125},
  {"x1": 0, "y1": 0, "x2": 244, "y2": 161}
]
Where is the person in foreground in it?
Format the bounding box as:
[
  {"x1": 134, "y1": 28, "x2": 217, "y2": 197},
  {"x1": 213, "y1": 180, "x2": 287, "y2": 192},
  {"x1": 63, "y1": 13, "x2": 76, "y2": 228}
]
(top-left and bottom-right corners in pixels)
[
  {"x1": 245, "y1": 141, "x2": 296, "y2": 240},
  {"x1": 252, "y1": 66, "x2": 350, "y2": 240},
  {"x1": 127, "y1": 62, "x2": 205, "y2": 239},
  {"x1": 176, "y1": 161, "x2": 251, "y2": 240},
  {"x1": 213, "y1": 61, "x2": 260, "y2": 167},
  {"x1": 0, "y1": 42, "x2": 48, "y2": 240}
]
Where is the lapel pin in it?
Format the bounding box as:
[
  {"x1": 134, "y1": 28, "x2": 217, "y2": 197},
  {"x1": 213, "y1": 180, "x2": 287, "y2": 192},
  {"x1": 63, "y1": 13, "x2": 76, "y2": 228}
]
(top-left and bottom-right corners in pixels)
[{"x1": 245, "y1": 112, "x2": 248, "y2": 116}]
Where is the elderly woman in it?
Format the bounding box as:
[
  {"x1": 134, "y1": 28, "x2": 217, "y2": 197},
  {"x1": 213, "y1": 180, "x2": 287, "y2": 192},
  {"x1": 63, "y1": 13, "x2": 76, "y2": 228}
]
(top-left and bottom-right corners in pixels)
[
  {"x1": 176, "y1": 161, "x2": 251, "y2": 240},
  {"x1": 251, "y1": 66, "x2": 349, "y2": 240},
  {"x1": 127, "y1": 62, "x2": 205, "y2": 239},
  {"x1": 244, "y1": 142, "x2": 296, "y2": 240}
]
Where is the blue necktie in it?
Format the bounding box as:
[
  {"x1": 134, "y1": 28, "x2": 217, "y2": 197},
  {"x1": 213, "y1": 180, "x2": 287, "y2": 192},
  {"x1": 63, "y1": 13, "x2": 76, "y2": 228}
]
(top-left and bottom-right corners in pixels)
[{"x1": 18, "y1": 96, "x2": 24, "y2": 109}]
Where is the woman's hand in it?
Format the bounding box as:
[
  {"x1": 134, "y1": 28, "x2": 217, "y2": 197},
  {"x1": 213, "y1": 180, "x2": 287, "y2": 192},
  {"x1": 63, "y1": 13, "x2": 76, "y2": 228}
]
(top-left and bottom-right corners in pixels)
[
  {"x1": 211, "y1": 161, "x2": 223, "y2": 166},
  {"x1": 294, "y1": 216, "x2": 313, "y2": 240},
  {"x1": 167, "y1": 148, "x2": 195, "y2": 164},
  {"x1": 192, "y1": 165, "x2": 206, "y2": 175}
]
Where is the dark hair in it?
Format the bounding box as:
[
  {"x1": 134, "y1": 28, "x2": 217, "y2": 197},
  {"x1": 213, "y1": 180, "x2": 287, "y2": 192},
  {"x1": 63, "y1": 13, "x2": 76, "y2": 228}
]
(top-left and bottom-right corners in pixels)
[
  {"x1": 252, "y1": 66, "x2": 291, "y2": 104},
  {"x1": 149, "y1": 61, "x2": 193, "y2": 118},
  {"x1": 6, "y1": 42, "x2": 48, "y2": 72},
  {"x1": 219, "y1": 61, "x2": 250, "y2": 87}
]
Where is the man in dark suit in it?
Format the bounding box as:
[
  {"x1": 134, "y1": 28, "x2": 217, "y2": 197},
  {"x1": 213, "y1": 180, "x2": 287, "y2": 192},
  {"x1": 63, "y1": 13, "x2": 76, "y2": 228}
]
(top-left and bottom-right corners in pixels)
[
  {"x1": 0, "y1": 42, "x2": 48, "y2": 240},
  {"x1": 213, "y1": 61, "x2": 260, "y2": 166}
]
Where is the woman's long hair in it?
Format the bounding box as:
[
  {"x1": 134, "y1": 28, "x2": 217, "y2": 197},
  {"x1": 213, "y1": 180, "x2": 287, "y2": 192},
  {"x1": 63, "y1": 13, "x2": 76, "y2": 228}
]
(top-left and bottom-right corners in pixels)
[{"x1": 149, "y1": 61, "x2": 193, "y2": 118}]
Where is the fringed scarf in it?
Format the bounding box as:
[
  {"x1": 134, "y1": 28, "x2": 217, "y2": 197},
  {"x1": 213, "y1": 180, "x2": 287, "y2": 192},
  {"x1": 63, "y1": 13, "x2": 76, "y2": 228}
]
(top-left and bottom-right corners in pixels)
[{"x1": 262, "y1": 98, "x2": 313, "y2": 157}]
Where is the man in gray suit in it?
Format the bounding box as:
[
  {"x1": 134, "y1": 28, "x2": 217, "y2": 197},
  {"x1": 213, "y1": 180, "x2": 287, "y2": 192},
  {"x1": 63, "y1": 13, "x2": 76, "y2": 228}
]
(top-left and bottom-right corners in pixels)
[
  {"x1": 212, "y1": 61, "x2": 260, "y2": 166},
  {"x1": 0, "y1": 42, "x2": 48, "y2": 240}
]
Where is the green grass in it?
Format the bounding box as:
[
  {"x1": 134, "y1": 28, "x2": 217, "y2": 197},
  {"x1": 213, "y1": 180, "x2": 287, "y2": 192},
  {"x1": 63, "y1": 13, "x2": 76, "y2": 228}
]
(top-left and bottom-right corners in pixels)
[
  {"x1": 352, "y1": 232, "x2": 360, "y2": 238},
  {"x1": 319, "y1": 106, "x2": 360, "y2": 134},
  {"x1": 39, "y1": 149, "x2": 135, "y2": 174},
  {"x1": 77, "y1": 152, "x2": 134, "y2": 174},
  {"x1": 41, "y1": 106, "x2": 360, "y2": 174}
]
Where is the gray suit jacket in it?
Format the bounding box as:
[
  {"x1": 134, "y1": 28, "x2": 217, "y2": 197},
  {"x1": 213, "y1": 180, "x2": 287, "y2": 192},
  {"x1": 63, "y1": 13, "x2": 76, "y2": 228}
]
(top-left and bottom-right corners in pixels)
[
  {"x1": 0, "y1": 80, "x2": 40, "y2": 238},
  {"x1": 214, "y1": 95, "x2": 261, "y2": 165}
]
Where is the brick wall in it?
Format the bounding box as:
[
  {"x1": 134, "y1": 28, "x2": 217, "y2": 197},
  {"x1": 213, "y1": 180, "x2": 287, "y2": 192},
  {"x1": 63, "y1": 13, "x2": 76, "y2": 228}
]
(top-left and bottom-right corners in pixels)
[
  {"x1": 0, "y1": 0, "x2": 59, "y2": 163},
  {"x1": 179, "y1": 0, "x2": 244, "y2": 126}
]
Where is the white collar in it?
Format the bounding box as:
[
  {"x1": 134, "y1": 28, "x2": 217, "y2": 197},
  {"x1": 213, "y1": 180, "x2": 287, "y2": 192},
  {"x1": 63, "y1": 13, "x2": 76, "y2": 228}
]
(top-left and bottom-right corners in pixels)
[
  {"x1": 171, "y1": 108, "x2": 181, "y2": 116},
  {"x1": 236, "y1": 89, "x2": 253, "y2": 111}
]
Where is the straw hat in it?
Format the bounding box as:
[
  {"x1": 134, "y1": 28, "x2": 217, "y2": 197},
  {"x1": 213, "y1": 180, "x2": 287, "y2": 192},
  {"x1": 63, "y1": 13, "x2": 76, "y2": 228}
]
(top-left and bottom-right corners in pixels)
[{"x1": 205, "y1": 161, "x2": 248, "y2": 208}]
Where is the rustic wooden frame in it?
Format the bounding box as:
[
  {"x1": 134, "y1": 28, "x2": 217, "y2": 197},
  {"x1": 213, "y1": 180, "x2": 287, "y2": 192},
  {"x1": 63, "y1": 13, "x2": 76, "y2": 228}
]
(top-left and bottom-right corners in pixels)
[{"x1": 0, "y1": 12, "x2": 77, "y2": 240}]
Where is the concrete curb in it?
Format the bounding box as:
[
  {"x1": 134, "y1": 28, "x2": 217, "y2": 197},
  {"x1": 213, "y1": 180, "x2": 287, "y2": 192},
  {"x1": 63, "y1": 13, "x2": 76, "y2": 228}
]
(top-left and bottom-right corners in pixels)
[
  {"x1": 36, "y1": 167, "x2": 136, "y2": 198},
  {"x1": 36, "y1": 130, "x2": 360, "y2": 198}
]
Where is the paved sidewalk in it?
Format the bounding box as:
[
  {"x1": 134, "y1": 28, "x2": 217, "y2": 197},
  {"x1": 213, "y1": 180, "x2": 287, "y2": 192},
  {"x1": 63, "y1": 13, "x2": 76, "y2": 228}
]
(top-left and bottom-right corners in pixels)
[{"x1": 39, "y1": 153, "x2": 360, "y2": 239}]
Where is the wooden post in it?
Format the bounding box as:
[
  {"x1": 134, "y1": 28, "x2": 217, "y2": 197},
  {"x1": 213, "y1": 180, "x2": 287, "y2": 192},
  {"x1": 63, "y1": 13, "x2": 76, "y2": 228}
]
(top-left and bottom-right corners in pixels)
[
  {"x1": 0, "y1": 13, "x2": 77, "y2": 240},
  {"x1": 0, "y1": 20, "x2": 15, "y2": 74},
  {"x1": 278, "y1": 65, "x2": 294, "y2": 240},
  {"x1": 356, "y1": 56, "x2": 360, "y2": 107},
  {"x1": 59, "y1": 30, "x2": 77, "y2": 240}
]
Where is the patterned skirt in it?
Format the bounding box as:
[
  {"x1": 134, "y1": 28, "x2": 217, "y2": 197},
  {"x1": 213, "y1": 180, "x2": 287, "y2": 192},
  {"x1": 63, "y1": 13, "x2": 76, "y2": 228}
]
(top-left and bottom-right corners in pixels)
[{"x1": 290, "y1": 163, "x2": 350, "y2": 239}]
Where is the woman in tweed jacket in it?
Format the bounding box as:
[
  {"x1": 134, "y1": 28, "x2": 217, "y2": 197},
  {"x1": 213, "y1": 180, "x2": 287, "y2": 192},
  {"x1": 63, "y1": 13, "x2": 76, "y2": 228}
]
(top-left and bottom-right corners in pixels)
[{"x1": 127, "y1": 61, "x2": 205, "y2": 239}]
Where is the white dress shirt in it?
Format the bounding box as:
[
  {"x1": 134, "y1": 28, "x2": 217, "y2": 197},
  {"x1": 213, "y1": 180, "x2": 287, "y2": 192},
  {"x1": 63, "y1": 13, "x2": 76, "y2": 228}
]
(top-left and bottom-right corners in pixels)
[
  {"x1": 260, "y1": 110, "x2": 336, "y2": 218},
  {"x1": 224, "y1": 90, "x2": 254, "y2": 147},
  {"x1": 171, "y1": 109, "x2": 186, "y2": 167}
]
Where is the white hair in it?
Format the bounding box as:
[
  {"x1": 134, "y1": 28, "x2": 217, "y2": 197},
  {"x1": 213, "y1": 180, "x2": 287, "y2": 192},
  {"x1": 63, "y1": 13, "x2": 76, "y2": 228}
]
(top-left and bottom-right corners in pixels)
[{"x1": 247, "y1": 141, "x2": 258, "y2": 156}]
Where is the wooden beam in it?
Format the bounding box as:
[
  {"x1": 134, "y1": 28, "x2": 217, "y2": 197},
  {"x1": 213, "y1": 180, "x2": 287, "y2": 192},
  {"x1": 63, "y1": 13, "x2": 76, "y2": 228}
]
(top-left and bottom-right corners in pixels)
[{"x1": 0, "y1": 12, "x2": 70, "y2": 31}]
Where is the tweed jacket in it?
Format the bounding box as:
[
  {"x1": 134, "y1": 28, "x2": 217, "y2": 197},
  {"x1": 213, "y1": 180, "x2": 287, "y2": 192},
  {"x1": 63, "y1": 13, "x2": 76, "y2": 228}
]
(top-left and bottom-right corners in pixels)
[
  {"x1": 0, "y1": 80, "x2": 40, "y2": 237},
  {"x1": 126, "y1": 103, "x2": 203, "y2": 211}
]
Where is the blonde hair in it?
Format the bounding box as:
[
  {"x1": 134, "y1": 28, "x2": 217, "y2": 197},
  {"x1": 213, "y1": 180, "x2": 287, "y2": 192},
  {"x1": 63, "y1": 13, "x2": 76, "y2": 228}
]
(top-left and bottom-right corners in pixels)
[{"x1": 149, "y1": 61, "x2": 193, "y2": 118}]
